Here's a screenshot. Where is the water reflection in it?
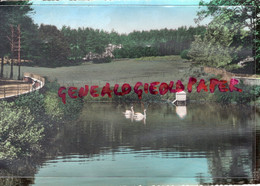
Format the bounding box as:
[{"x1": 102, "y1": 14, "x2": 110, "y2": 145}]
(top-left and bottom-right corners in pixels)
[
  {"x1": 39, "y1": 103, "x2": 256, "y2": 184},
  {"x1": 123, "y1": 106, "x2": 147, "y2": 124},
  {"x1": 1, "y1": 103, "x2": 259, "y2": 185},
  {"x1": 176, "y1": 105, "x2": 187, "y2": 119}
]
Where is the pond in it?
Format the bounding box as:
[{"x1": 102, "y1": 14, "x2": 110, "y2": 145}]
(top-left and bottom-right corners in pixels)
[{"x1": 1, "y1": 102, "x2": 259, "y2": 185}]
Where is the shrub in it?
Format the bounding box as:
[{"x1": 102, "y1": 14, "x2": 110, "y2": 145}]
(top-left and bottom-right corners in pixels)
[
  {"x1": 59, "y1": 95, "x2": 84, "y2": 120},
  {"x1": 188, "y1": 35, "x2": 233, "y2": 67},
  {"x1": 93, "y1": 57, "x2": 112, "y2": 64},
  {"x1": 44, "y1": 92, "x2": 64, "y2": 121},
  {"x1": 180, "y1": 49, "x2": 191, "y2": 60},
  {"x1": 42, "y1": 79, "x2": 61, "y2": 93},
  {"x1": 15, "y1": 91, "x2": 45, "y2": 121},
  {"x1": 214, "y1": 83, "x2": 259, "y2": 104},
  {"x1": 44, "y1": 91, "x2": 84, "y2": 121},
  {"x1": 44, "y1": 80, "x2": 84, "y2": 120},
  {"x1": 113, "y1": 46, "x2": 158, "y2": 59},
  {"x1": 0, "y1": 101, "x2": 44, "y2": 159}
]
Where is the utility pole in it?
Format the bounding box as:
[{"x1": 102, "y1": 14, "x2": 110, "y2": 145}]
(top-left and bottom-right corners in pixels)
[
  {"x1": 17, "y1": 25, "x2": 21, "y2": 80},
  {"x1": 7, "y1": 25, "x2": 21, "y2": 80},
  {"x1": 7, "y1": 25, "x2": 14, "y2": 79}
]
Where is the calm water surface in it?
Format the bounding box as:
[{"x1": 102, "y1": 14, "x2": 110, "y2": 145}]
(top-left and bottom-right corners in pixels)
[
  {"x1": 30, "y1": 103, "x2": 257, "y2": 185},
  {"x1": 2, "y1": 103, "x2": 257, "y2": 185}
]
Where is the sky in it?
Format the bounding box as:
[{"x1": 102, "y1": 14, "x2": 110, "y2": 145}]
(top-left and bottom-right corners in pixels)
[{"x1": 29, "y1": 0, "x2": 211, "y2": 34}]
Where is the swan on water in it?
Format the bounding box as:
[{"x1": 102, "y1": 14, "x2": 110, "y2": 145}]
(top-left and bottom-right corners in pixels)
[
  {"x1": 123, "y1": 106, "x2": 134, "y2": 115},
  {"x1": 134, "y1": 109, "x2": 146, "y2": 119}
]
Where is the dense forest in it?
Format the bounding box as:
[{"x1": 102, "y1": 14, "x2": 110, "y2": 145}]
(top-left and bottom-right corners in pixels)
[
  {"x1": 61, "y1": 25, "x2": 206, "y2": 60},
  {"x1": 0, "y1": 1, "x2": 259, "y2": 72}
]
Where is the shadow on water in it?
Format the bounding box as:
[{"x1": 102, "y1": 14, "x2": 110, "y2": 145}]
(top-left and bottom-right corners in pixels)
[{"x1": 1, "y1": 102, "x2": 260, "y2": 185}]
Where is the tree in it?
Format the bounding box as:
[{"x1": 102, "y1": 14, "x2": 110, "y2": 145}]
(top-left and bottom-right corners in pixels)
[
  {"x1": 0, "y1": 7, "x2": 9, "y2": 78},
  {"x1": 195, "y1": 0, "x2": 259, "y2": 72},
  {"x1": 0, "y1": 1, "x2": 35, "y2": 78},
  {"x1": 38, "y1": 24, "x2": 70, "y2": 67},
  {"x1": 196, "y1": 1, "x2": 258, "y2": 30},
  {"x1": 20, "y1": 17, "x2": 42, "y2": 64},
  {"x1": 189, "y1": 13, "x2": 248, "y2": 67},
  {"x1": 256, "y1": 10, "x2": 260, "y2": 73}
]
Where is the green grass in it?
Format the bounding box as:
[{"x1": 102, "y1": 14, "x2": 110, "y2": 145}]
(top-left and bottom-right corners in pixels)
[
  {"x1": 223, "y1": 64, "x2": 242, "y2": 71},
  {"x1": 135, "y1": 55, "x2": 183, "y2": 61},
  {"x1": 3, "y1": 56, "x2": 195, "y2": 88}
]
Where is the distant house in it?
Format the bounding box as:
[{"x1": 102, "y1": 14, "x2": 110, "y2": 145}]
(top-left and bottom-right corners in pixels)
[{"x1": 83, "y1": 44, "x2": 122, "y2": 61}]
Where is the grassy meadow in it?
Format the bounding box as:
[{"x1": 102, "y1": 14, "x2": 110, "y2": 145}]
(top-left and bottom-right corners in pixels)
[{"x1": 2, "y1": 56, "x2": 198, "y2": 87}]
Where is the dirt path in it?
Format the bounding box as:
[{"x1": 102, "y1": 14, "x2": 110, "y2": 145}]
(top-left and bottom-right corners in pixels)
[{"x1": 0, "y1": 79, "x2": 32, "y2": 99}]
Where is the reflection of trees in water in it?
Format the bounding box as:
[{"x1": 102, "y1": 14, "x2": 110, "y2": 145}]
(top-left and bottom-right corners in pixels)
[
  {"x1": 0, "y1": 178, "x2": 34, "y2": 186},
  {"x1": 0, "y1": 103, "x2": 257, "y2": 185},
  {"x1": 187, "y1": 104, "x2": 255, "y2": 126},
  {"x1": 206, "y1": 148, "x2": 251, "y2": 184},
  {"x1": 42, "y1": 103, "x2": 255, "y2": 184},
  {"x1": 0, "y1": 155, "x2": 44, "y2": 185},
  {"x1": 255, "y1": 108, "x2": 260, "y2": 183},
  {"x1": 188, "y1": 104, "x2": 256, "y2": 184}
]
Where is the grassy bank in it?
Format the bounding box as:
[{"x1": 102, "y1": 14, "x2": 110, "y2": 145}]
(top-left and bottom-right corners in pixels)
[
  {"x1": 3, "y1": 55, "x2": 259, "y2": 106},
  {"x1": 58, "y1": 79, "x2": 260, "y2": 107},
  {"x1": 2, "y1": 55, "x2": 194, "y2": 87}
]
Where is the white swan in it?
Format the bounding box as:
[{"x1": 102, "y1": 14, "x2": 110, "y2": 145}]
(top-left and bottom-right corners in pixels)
[
  {"x1": 123, "y1": 106, "x2": 134, "y2": 115},
  {"x1": 134, "y1": 109, "x2": 146, "y2": 120}
]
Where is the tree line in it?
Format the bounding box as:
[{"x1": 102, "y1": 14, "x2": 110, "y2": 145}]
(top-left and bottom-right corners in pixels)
[{"x1": 48, "y1": 25, "x2": 207, "y2": 64}]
